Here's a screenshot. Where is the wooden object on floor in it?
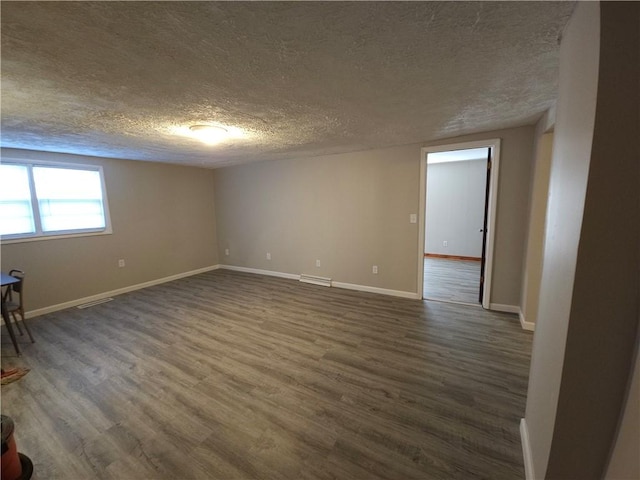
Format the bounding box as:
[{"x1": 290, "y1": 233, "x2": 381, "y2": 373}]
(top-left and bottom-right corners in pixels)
[{"x1": 1, "y1": 270, "x2": 531, "y2": 479}]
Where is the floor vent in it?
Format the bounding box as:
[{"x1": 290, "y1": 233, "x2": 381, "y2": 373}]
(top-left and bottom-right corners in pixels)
[
  {"x1": 299, "y1": 274, "x2": 332, "y2": 287},
  {"x1": 77, "y1": 298, "x2": 114, "y2": 309}
]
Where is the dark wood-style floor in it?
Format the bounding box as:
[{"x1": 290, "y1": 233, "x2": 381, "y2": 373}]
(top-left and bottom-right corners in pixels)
[
  {"x1": 424, "y1": 258, "x2": 482, "y2": 305},
  {"x1": 1, "y1": 270, "x2": 531, "y2": 479}
]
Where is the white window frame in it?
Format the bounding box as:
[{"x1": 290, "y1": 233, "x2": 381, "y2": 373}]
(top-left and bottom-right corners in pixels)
[{"x1": 1, "y1": 159, "x2": 112, "y2": 244}]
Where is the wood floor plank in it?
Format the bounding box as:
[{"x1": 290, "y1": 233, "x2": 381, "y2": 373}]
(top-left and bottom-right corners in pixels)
[
  {"x1": 424, "y1": 257, "x2": 482, "y2": 304},
  {"x1": 1, "y1": 269, "x2": 531, "y2": 479}
]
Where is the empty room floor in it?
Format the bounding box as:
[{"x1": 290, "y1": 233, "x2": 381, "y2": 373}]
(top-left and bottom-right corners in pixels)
[
  {"x1": 424, "y1": 257, "x2": 482, "y2": 305},
  {"x1": 1, "y1": 270, "x2": 531, "y2": 479}
]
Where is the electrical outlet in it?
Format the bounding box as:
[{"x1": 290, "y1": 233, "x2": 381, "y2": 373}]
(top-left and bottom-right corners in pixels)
[
  {"x1": 225, "y1": 248, "x2": 230, "y2": 256},
  {"x1": 372, "y1": 265, "x2": 378, "y2": 274},
  {"x1": 443, "y1": 240, "x2": 448, "y2": 247},
  {"x1": 316, "y1": 259, "x2": 321, "y2": 267},
  {"x1": 118, "y1": 259, "x2": 125, "y2": 268},
  {"x1": 409, "y1": 213, "x2": 417, "y2": 224},
  {"x1": 266, "y1": 252, "x2": 271, "y2": 260}
]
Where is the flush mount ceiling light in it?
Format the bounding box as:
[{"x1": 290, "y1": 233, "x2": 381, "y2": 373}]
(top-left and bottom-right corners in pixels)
[
  {"x1": 169, "y1": 123, "x2": 247, "y2": 146},
  {"x1": 188, "y1": 124, "x2": 228, "y2": 145}
]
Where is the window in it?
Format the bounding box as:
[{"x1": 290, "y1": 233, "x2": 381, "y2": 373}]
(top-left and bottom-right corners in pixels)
[{"x1": 0, "y1": 161, "x2": 111, "y2": 241}]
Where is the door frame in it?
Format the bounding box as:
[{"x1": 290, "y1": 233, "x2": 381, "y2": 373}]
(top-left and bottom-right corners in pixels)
[{"x1": 417, "y1": 138, "x2": 501, "y2": 309}]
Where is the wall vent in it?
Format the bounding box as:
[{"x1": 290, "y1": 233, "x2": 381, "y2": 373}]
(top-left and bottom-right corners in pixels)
[
  {"x1": 77, "y1": 298, "x2": 114, "y2": 309},
  {"x1": 299, "y1": 274, "x2": 332, "y2": 287}
]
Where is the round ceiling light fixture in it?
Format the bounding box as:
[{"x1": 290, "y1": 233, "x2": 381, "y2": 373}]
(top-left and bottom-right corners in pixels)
[
  {"x1": 168, "y1": 123, "x2": 247, "y2": 145},
  {"x1": 188, "y1": 124, "x2": 229, "y2": 145}
]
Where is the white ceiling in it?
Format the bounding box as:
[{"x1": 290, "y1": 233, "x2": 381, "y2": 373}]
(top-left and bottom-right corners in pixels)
[{"x1": 0, "y1": 2, "x2": 574, "y2": 168}]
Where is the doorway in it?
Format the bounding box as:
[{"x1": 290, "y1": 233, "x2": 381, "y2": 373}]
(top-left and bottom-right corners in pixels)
[{"x1": 417, "y1": 140, "x2": 500, "y2": 309}]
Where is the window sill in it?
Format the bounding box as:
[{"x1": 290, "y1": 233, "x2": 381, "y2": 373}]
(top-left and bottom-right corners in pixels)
[{"x1": 1, "y1": 229, "x2": 113, "y2": 245}]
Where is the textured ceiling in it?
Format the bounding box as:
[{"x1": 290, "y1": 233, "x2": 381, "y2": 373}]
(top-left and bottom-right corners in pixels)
[{"x1": 1, "y1": 2, "x2": 574, "y2": 168}]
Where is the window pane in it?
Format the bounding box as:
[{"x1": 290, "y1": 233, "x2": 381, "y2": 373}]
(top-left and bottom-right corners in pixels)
[
  {"x1": 0, "y1": 164, "x2": 35, "y2": 235},
  {"x1": 33, "y1": 166, "x2": 106, "y2": 232}
]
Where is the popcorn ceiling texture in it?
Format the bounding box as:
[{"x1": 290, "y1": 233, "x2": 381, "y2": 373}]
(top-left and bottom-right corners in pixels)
[{"x1": 1, "y1": 2, "x2": 574, "y2": 168}]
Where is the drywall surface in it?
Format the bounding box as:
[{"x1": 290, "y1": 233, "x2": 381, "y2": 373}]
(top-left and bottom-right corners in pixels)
[
  {"x1": 544, "y1": 2, "x2": 639, "y2": 478},
  {"x1": 1, "y1": 124, "x2": 534, "y2": 311},
  {"x1": 214, "y1": 143, "x2": 421, "y2": 294},
  {"x1": 520, "y1": 130, "x2": 554, "y2": 326},
  {"x1": 425, "y1": 159, "x2": 486, "y2": 257},
  {"x1": 525, "y1": 2, "x2": 640, "y2": 478},
  {"x1": 605, "y1": 345, "x2": 640, "y2": 480},
  {"x1": 0, "y1": 148, "x2": 218, "y2": 312},
  {"x1": 524, "y1": 3, "x2": 600, "y2": 477},
  {"x1": 215, "y1": 125, "x2": 534, "y2": 304},
  {"x1": 425, "y1": 126, "x2": 535, "y2": 307}
]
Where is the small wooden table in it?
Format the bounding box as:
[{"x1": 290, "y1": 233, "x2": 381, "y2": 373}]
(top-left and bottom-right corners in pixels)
[{"x1": 1, "y1": 273, "x2": 21, "y2": 356}]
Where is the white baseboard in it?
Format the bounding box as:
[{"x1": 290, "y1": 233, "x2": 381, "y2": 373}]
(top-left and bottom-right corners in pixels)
[
  {"x1": 331, "y1": 281, "x2": 420, "y2": 299},
  {"x1": 26, "y1": 265, "x2": 221, "y2": 318},
  {"x1": 219, "y1": 264, "x2": 300, "y2": 280},
  {"x1": 520, "y1": 418, "x2": 536, "y2": 480},
  {"x1": 219, "y1": 265, "x2": 419, "y2": 299},
  {"x1": 27, "y1": 264, "x2": 420, "y2": 319},
  {"x1": 519, "y1": 309, "x2": 536, "y2": 331},
  {"x1": 490, "y1": 304, "x2": 536, "y2": 331},
  {"x1": 488, "y1": 303, "x2": 520, "y2": 314}
]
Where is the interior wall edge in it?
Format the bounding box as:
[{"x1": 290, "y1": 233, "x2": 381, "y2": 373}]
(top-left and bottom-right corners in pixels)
[
  {"x1": 519, "y1": 309, "x2": 536, "y2": 332},
  {"x1": 520, "y1": 418, "x2": 536, "y2": 480}
]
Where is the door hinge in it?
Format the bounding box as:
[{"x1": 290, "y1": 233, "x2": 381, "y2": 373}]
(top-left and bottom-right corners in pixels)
[{"x1": 487, "y1": 160, "x2": 492, "y2": 170}]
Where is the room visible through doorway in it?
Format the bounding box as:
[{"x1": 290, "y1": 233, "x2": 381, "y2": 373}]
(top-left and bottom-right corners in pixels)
[{"x1": 422, "y1": 146, "x2": 491, "y2": 306}]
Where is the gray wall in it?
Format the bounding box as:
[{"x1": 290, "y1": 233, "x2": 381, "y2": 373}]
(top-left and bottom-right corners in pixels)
[
  {"x1": 0, "y1": 115, "x2": 536, "y2": 316},
  {"x1": 605, "y1": 345, "x2": 640, "y2": 480},
  {"x1": 524, "y1": 1, "x2": 600, "y2": 468},
  {"x1": 425, "y1": 159, "x2": 486, "y2": 258},
  {"x1": 524, "y1": 2, "x2": 639, "y2": 478},
  {"x1": 425, "y1": 127, "x2": 535, "y2": 307},
  {"x1": 214, "y1": 143, "x2": 421, "y2": 294},
  {"x1": 1, "y1": 128, "x2": 535, "y2": 313},
  {"x1": 0, "y1": 148, "x2": 219, "y2": 312},
  {"x1": 215, "y1": 125, "x2": 534, "y2": 306},
  {"x1": 520, "y1": 130, "x2": 554, "y2": 326}
]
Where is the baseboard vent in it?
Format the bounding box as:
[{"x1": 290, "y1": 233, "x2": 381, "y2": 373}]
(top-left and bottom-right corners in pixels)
[
  {"x1": 299, "y1": 274, "x2": 332, "y2": 287},
  {"x1": 77, "y1": 298, "x2": 113, "y2": 309}
]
